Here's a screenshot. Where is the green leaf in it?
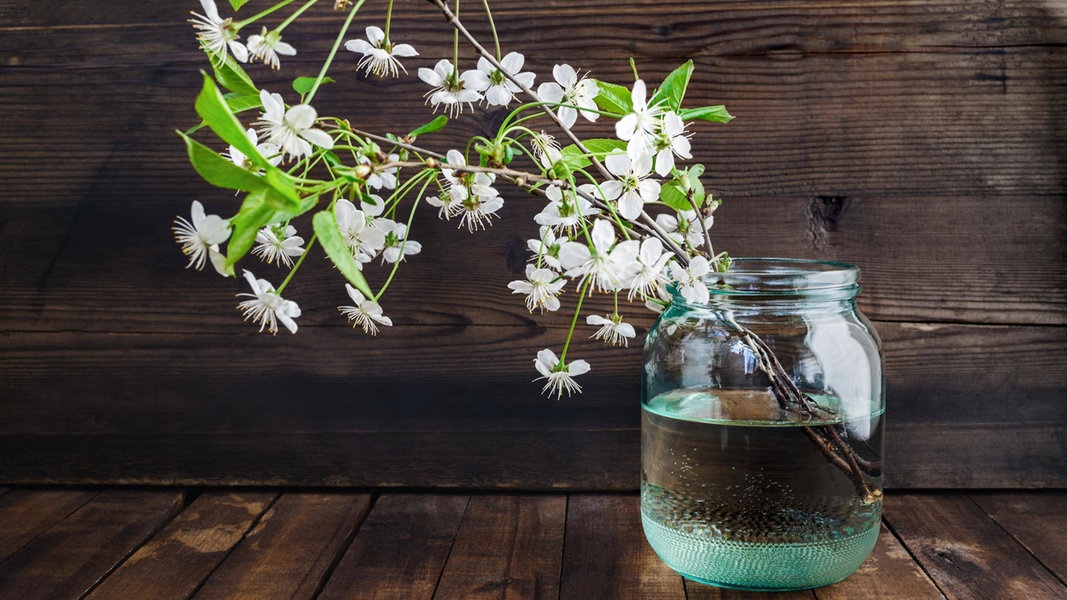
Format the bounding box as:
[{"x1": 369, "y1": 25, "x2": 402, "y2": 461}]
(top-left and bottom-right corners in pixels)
[
  {"x1": 556, "y1": 145, "x2": 592, "y2": 174},
  {"x1": 262, "y1": 168, "x2": 302, "y2": 211},
  {"x1": 686, "y1": 164, "x2": 706, "y2": 206},
  {"x1": 225, "y1": 93, "x2": 264, "y2": 114},
  {"x1": 312, "y1": 210, "x2": 374, "y2": 298},
  {"x1": 658, "y1": 181, "x2": 693, "y2": 212},
  {"x1": 678, "y1": 105, "x2": 734, "y2": 123},
  {"x1": 179, "y1": 131, "x2": 267, "y2": 192},
  {"x1": 408, "y1": 115, "x2": 449, "y2": 138},
  {"x1": 650, "y1": 60, "x2": 694, "y2": 111},
  {"x1": 212, "y1": 54, "x2": 258, "y2": 97},
  {"x1": 226, "y1": 189, "x2": 276, "y2": 268},
  {"x1": 581, "y1": 138, "x2": 626, "y2": 157},
  {"x1": 229, "y1": 0, "x2": 252, "y2": 9},
  {"x1": 195, "y1": 73, "x2": 269, "y2": 169},
  {"x1": 592, "y1": 80, "x2": 633, "y2": 115},
  {"x1": 293, "y1": 76, "x2": 334, "y2": 96}
]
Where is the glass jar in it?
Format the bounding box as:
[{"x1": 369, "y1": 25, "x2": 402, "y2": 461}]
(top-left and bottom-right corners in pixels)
[{"x1": 641, "y1": 258, "x2": 885, "y2": 591}]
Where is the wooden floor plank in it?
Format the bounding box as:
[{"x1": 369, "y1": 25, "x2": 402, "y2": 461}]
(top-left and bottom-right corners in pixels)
[
  {"x1": 318, "y1": 494, "x2": 469, "y2": 600},
  {"x1": 433, "y1": 494, "x2": 566, "y2": 600},
  {"x1": 560, "y1": 495, "x2": 685, "y2": 600},
  {"x1": 971, "y1": 491, "x2": 1067, "y2": 584},
  {"x1": 85, "y1": 491, "x2": 276, "y2": 600},
  {"x1": 886, "y1": 494, "x2": 1066, "y2": 599},
  {"x1": 815, "y1": 524, "x2": 945, "y2": 600},
  {"x1": 192, "y1": 492, "x2": 371, "y2": 600},
  {"x1": 0, "y1": 488, "x2": 98, "y2": 562},
  {"x1": 0, "y1": 489, "x2": 185, "y2": 600}
]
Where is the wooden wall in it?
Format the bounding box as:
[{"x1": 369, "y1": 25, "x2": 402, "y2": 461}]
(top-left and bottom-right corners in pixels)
[{"x1": 1, "y1": 0, "x2": 1064, "y2": 489}]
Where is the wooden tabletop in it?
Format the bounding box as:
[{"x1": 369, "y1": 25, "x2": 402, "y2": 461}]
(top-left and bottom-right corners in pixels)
[{"x1": 0, "y1": 488, "x2": 1063, "y2": 599}]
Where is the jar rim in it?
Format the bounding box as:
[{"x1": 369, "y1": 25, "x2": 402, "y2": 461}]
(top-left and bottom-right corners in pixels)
[{"x1": 689, "y1": 258, "x2": 861, "y2": 299}]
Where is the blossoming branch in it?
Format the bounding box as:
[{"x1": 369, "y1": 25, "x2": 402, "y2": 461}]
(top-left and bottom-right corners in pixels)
[{"x1": 175, "y1": 0, "x2": 734, "y2": 398}]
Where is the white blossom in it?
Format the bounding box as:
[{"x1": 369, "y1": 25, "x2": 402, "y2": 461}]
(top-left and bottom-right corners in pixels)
[
  {"x1": 558, "y1": 219, "x2": 638, "y2": 293},
  {"x1": 334, "y1": 199, "x2": 386, "y2": 263},
  {"x1": 380, "y1": 221, "x2": 422, "y2": 263},
  {"x1": 508, "y1": 264, "x2": 566, "y2": 313},
  {"x1": 224, "y1": 128, "x2": 282, "y2": 170},
  {"x1": 656, "y1": 209, "x2": 712, "y2": 249},
  {"x1": 338, "y1": 284, "x2": 392, "y2": 335},
  {"x1": 361, "y1": 153, "x2": 399, "y2": 190},
  {"x1": 669, "y1": 255, "x2": 712, "y2": 305},
  {"x1": 625, "y1": 237, "x2": 672, "y2": 300},
  {"x1": 252, "y1": 224, "x2": 305, "y2": 268},
  {"x1": 247, "y1": 27, "x2": 296, "y2": 70},
  {"x1": 190, "y1": 0, "x2": 247, "y2": 63},
  {"x1": 534, "y1": 184, "x2": 599, "y2": 233},
  {"x1": 236, "y1": 270, "x2": 301, "y2": 334},
  {"x1": 533, "y1": 348, "x2": 591, "y2": 399},
  {"x1": 527, "y1": 225, "x2": 569, "y2": 271},
  {"x1": 256, "y1": 90, "x2": 334, "y2": 161},
  {"x1": 172, "y1": 200, "x2": 231, "y2": 273},
  {"x1": 466, "y1": 52, "x2": 535, "y2": 107},
  {"x1": 345, "y1": 26, "x2": 418, "y2": 78},
  {"x1": 457, "y1": 185, "x2": 504, "y2": 232},
  {"x1": 530, "y1": 131, "x2": 563, "y2": 170},
  {"x1": 418, "y1": 59, "x2": 483, "y2": 117},
  {"x1": 536, "y1": 64, "x2": 600, "y2": 128},
  {"x1": 653, "y1": 112, "x2": 692, "y2": 177},
  {"x1": 600, "y1": 152, "x2": 661, "y2": 222},
  {"x1": 587, "y1": 313, "x2": 636, "y2": 347},
  {"x1": 615, "y1": 79, "x2": 662, "y2": 160}
]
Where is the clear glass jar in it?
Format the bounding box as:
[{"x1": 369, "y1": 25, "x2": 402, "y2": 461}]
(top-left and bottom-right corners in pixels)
[{"x1": 641, "y1": 258, "x2": 885, "y2": 591}]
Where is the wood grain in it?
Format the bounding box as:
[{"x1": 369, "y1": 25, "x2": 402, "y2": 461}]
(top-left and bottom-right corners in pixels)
[
  {"x1": 885, "y1": 494, "x2": 1067, "y2": 600},
  {"x1": 84, "y1": 491, "x2": 276, "y2": 600},
  {"x1": 0, "y1": 490, "x2": 185, "y2": 600},
  {"x1": 433, "y1": 494, "x2": 566, "y2": 599},
  {"x1": 318, "y1": 494, "x2": 470, "y2": 600},
  {"x1": 815, "y1": 524, "x2": 945, "y2": 600},
  {"x1": 0, "y1": 0, "x2": 1064, "y2": 489},
  {"x1": 192, "y1": 492, "x2": 371, "y2": 600},
  {"x1": 560, "y1": 494, "x2": 685, "y2": 599},
  {"x1": 685, "y1": 582, "x2": 814, "y2": 599},
  {"x1": 971, "y1": 491, "x2": 1067, "y2": 584},
  {"x1": 0, "y1": 488, "x2": 97, "y2": 562}
]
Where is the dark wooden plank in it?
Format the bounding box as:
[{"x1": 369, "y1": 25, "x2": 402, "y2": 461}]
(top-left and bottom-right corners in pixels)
[
  {"x1": 560, "y1": 494, "x2": 684, "y2": 599},
  {"x1": 433, "y1": 494, "x2": 566, "y2": 600},
  {"x1": 815, "y1": 524, "x2": 945, "y2": 600},
  {"x1": 192, "y1": 492, "x2": 371, "y2": 600},
  {"x1": 971, "y1": 491, "x2": 1067, "y2": 584},
  {"x1": 0, "y1": 488, "x2": 98, "y2": 562},
  {"x1": 85, "y1": 491, "x2": 276, "y2": 600},
  {"x1": 319, "y1": 494, "x2": 469, "y2": 600},
  {"x1": 0, "y1": 489, "x2": 185, "y2": 600},
  {"x1": 885, "y1": 494, "x2": 1067, "y2": 599}
]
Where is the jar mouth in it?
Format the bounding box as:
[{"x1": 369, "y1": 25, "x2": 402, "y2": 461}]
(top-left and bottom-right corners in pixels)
[{"x1": 696, "y1": 258, "x2": 860, "y2": 298}]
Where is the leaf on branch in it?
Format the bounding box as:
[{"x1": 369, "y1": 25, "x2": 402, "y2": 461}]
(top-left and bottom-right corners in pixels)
[
  {"x1": 178, "y1": 131, "x2": 268, "y2": 192},
  {"x1": 312, "y1": 210, "x2": 375, "y2": 298},
  {"x1": 195, "y1": 73, "x2": 271, "y2": 170},
  {"x1": 408, "y1": 115, "x2": 449, "y2": 138},
  {"x1": 581, "y1": 138, "x2": 626, "y2": 156},
  {"x1": 226, "y1": 189, "x2": 277, "y2": 268},
  {"x1": 679, "y1": 105, "x2": 734, "y2": 123},
  {"x1": 650, "y1": 60, "x2": 694, "y2": 112},
  {"x1": 293, "y1": 76, "x2": 334, "y2": 96},
  {"x1": 229, "y1": 0, "x2": 252, "y2": 10},
  {"x1": 212, "y1": 54, "x2": 258, "y2": 97},
  {"x1": 592, "y1": 80, "x2": 633, "y2": 115},
  {"x1": 658, "y1": 181, "x2": 694, "y2": 212},
  {"x1": 225, "y1": 93, "x2": 263, "y2": 114}
]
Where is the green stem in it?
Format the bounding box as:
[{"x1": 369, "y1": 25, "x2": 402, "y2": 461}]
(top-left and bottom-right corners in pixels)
[
  {"x1": 559, "y1": 277, "x2": 591, "y2": 362},
  {"x1": 374, "y1": 172, "x2": 434, "y2": 301},
  {"x1": 236, "y1": 0, "x2": 300, "y2": 29},
  {"x1": 275, "y1": 232, "x2": 316, "y2": 294},
  {"x1": 384, "y1": 0, "x2": 395, "y2": 40},
  {"x1": 481, "y1": 0, "x2": 501, "y2": 59},
  {"x1": 306, "y1": 0, "x2": 365, "y2": 104},
  {"x1": 276, "y1": 0, "x2": 320, "y2": 33}
]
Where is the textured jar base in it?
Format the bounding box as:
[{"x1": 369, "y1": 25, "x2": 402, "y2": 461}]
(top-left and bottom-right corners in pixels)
[{"x1": 642, "y1": 511, "x2": 879, "y2": 591}]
